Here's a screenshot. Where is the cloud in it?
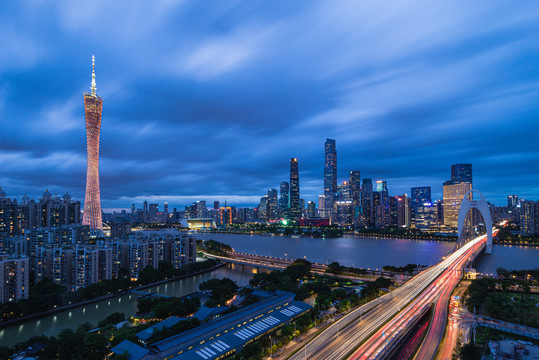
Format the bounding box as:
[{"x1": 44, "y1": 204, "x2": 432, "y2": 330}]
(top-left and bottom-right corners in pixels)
[{"x1": 1, "y1": 0, "x2": 539, "y2": 210}]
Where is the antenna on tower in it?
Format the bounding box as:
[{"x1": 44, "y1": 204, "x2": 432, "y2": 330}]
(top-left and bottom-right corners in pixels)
[{"x1": 91, "y1": 55, "x2": 97, "y2": 96}]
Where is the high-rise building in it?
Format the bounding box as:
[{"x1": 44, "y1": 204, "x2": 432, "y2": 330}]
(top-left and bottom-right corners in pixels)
[
  {"x1": 318, "y1": 195, "x2": 326, "y2": 218},
  {"x1": 415, "y1": 203, "x2": 439, "y2": 230},
  {"x1": 289, "y1": 158, "x2": 301, "y2": 220},
  {"x1": 82, "y1": 56, "x2": 104, "y2": 235},
  {"x1": 411, "y1": 187, "x2": 432, "y2": 220},
  {"x1": 324, "y1": 139, "x2": 337, "y2": 216},
  {"x1": 0, "y1": 255, "x2": 29, "y2": 303},
  {"x1": 143, "y1": 201, "x2": 148, "y2": 220},
  {"x1": 361, "y1": 178, "x2": 373, "y2": 226},
  {"x1": 393, "y1": 194, "x2": 411, "y2": 228},
  {"x1": 307, "y1": 201, "x2": 316, "y2": 218},
  {"x1": 336, "y1": 181, "x2": 350, "y2": 202},
  {"x1": 442, "y1": 164, "x2": 473, "y2": 231},
  {"x1": 507, "y1": 195, "x2": 518, "y2": 207},
  {"x1": 173, "y1": 236, "x2": 197, "y2": 269},
  {"x1": 333, "y1": 201, "x2": 353, "y2": 227},
  {"x1": 373, "y1": 181, "x2": 389, "y2": 229},
  {"x1": 349, "y1": 171, "x2": 361, "y2": 206},
  {"x1": 451, "y1": 164, "x2": 473, "y2": 184},
  {"x1": 72, "y1": 245, "x2": 100, "y2": 291},
  {"x1": 258, "y1": 195, "x2": 269, "y2": 221},
  {"x1": 0, "y1": 188, "x2": 19, "y2": 236},
  {"x1": 442, "y1": 180, "x2": 472, "y2": 229},
  {"x1": 267, "y1": 189, "x2": 279, "y2": 221},
  {"x1": 519, "y1": 200, "x2": 536, "y2": 236},
  {"x1": 279, "y1": 182, "x2": 289, "y2": 219},
  {"x1": 149, "y1": 203, "x2": 159, "y2": 222}
]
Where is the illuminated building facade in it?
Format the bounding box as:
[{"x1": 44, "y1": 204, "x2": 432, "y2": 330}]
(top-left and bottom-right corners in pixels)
[
  {"x1": 279, "y1": 182, "x2": 289, "y2": 219},
  {"x1": 349, "y1": 171, "x2": 361, "y2": 206},
  {"x1": 324, "y1": 139, "x2": 337, "y2": 216},
  {"x1": 82, "y1": 56, "x2": 104, "y2": 235},
  {"x1": 289, "y1": 158, "x2": 301, "y2": 220},
  {"x1": 0, "y1": 255, "x2": 29, "y2": 303},
  {"x1": 442, "y1": 180, "x2": 472, "y2": 229},
  {"x1": 411, "y1": 186, "x2": 431, "y2": 220}
]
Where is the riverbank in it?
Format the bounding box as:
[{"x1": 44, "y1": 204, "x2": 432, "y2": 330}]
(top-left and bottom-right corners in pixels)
[
  {"x1": 0, "y1": 262, "x2": 225, "y2": 329},
  {"x1": 346, "y1": 232, "x2": 457, "y2": 241},
  {"x1": 492, "y1": 240, "x2": 539, "y2": 247}
]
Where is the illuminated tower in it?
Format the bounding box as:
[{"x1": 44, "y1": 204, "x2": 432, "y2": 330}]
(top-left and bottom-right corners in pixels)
[
  {"x1": 289, "y1": 158, "x2": 301, "y2": 220},
  {"x1": 324, "y1": 139, "x2": 337, "y2": 215},
  {"x1": 82, "y1": 55, "x2": 103, "y2": 234}
]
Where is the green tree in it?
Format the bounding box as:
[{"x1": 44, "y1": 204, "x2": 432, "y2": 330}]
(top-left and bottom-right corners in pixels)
[
  {"x1": 98, "y1": 312, "x2": 125, "y2": 328},
  {"x1": 459, "y1": 343, "x2": 481, "y2": 360},
  {"x1": 82, "y1": 332, "x2": 108, "y2": 360},
  {"x1": 0, "y1": 346, "x2": 13, "y2": 360}
]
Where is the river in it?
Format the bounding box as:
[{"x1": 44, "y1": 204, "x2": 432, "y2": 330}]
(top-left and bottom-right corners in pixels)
[
  {"x1": 4, "y1": 234, "x2": 537, "y2": 347},
  {"x1": 195, "y1": 233, "x2": 538, "y2": 274},
  {"x1": 1, "y1": 265, "x2": 253, "y2": 347}
]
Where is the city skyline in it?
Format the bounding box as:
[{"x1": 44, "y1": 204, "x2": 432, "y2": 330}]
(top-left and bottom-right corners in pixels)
[{"x1": 2, "y1": 2, "x2": 539, "y2": 210}]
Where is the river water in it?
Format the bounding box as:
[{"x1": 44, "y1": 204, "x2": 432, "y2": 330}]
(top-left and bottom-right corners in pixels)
[
  {"x1": 195, "y1": 234, "x2": 538, "y2": 274},
  {"x1": 0, "y1": 265, "x2": 253, "y2": 347},
  {"x1": 3, "y1": 234, "x2": 537, "y2": 347}
]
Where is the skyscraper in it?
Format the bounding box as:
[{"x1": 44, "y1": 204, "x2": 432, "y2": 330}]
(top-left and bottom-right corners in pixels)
[
  {"x1": 82, "y1": 56, "x2": 103, "y2": 235},
  {"x1": 268, "y1": 188, "x2": 279, "y2": 221},
  {"x1": 279, "y1": 182, "x2": 289, "y2": 219},
  {"x1": 349, "y1": 171, "x2": 361, "y2": 206},
  {"x1": 444, "y1": 164, "x2": 473, "y2": 231},
  {"x1": 324, "y1": 139, "x2": 337, "y2": 215},
  {"x1": 289, "y1": 158, "x2": 301, "y2": 220},
  {"x1": 373, "y1": 181, "x2": 390, "y2": 229},
  {"x1": 411, "y1": 187, "x2": 432, "y2": 219},
  {"x1": 361, "y1": 178, "x2": 373, "y2": 226},
  {"x1": 519, "y1": 200, "x2": 537, "y2": 236},
  {"x1": 451, "y1": 164, "x2": 472, "y2": 184},
  {"x1": 307, "y1": 201, "x2": 316, "y2": 218},
  {"x1": 442, "y1": 180, "x2": 472, "y2": 229},
  {"x1": 507, "y1": 195, "x2": 518, "y2": 207}
]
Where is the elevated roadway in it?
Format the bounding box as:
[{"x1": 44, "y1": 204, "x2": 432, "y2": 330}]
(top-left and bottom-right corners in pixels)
[
  {"x1": 204, "y1": 252, "x2": 412, "y2": 283},
  {"x1": 285, "y1": 232, "x2": 492, "y2": 360}
]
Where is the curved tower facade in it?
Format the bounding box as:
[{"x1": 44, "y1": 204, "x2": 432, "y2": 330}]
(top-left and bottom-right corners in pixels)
[{"x1": 82, "y1": 55, "x2": 103, "y2": 234}]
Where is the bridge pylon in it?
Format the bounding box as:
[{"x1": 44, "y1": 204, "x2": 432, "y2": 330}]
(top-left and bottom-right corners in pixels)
[{"x1": 457, "y1": 189, "x2": 493, "y2": 254}]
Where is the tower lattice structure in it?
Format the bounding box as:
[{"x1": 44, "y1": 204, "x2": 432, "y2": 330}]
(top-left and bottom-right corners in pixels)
[{"x1": 82, "y1": 55, "x2": 103, "y2": 234}]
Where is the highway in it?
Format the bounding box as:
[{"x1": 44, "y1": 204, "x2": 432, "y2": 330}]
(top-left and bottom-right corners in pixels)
[
  {"x1": 286, "y1": 232, "x2": 491, "y2": 360},
  {"x1": 350, "y1": 231, "x2": 494, "y2": 360}
]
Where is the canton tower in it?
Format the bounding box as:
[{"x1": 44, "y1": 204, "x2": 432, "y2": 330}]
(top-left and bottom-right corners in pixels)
[{"x1": 82, "y1": 55, "x2": 103, "y2": 234}]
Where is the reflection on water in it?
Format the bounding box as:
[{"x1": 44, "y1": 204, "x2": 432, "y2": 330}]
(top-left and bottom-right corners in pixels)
[
  {"x1": 196, "y1": 233, "x2": 456, "y2": 268},
  {"x1": 0, "y1": 266, "x2": 253, "y2": 347},
  {"x1": 475, "y1": 244, "x2": 539, "y2": 274},
  {"x1": 195, "y1": 233, "x2": 537, "y2": 273}
]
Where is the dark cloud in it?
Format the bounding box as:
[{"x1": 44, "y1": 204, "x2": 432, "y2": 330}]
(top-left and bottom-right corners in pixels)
[{"x1": 1, "y1": 0, "x2": 539, "y2": 210}]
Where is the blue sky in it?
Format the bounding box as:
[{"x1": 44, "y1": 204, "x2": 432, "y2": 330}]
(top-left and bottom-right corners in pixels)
[{"x1": 1, "y1": 1, "x2": 539, "y2": 210}]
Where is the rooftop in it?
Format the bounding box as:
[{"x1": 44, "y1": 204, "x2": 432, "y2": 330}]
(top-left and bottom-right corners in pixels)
[
  {"x1": 151, "y1": 291, "x2": 296, "y2": 355},
  {"x1": 136, "y1": 316, "x2": 183, "y2": 342},
  {"x1": 111, "y1": 340, "x2": 149, "y2": 360}
]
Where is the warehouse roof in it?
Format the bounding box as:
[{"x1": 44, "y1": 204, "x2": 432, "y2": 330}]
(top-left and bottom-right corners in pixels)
[{"x1": 172, "y1": 301, "x2": 311, "y2": 360}]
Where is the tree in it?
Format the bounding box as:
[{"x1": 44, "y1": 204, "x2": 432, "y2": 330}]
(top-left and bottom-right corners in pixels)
[
  {"x1": 98, "y1": 312, "x2": 125, "y2": 328},
  {"x1": 199, "y1": 278, "x2": 238, "y2": 306},
  {"x1": 327, "y1": 262, "x2": 343, "y2": 274},
  {"x1": 56, "y1": 329, "x2": 84, "y2": 360},
  {"x1": 82, "y1": 332, "x2": 108, "y2": 360},
  {"x1": 459, "y1": 343, "x2": 481, "y2": 360},
  {"x1": 0, "y1": 346, "x2": 13, "y2": 360},
  {"x1": 111, "y1": 351, "x2": 130, "y2": 360}
]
